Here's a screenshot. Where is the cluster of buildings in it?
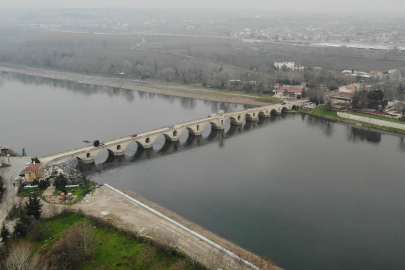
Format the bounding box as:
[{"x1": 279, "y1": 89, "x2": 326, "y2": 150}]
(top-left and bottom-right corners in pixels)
[
  {"x1": 234, "y1": 18, "x2": 405, "y2": 50},
  {"x1": 273, "y1": 61, "x2": 312, "y2": 71}
]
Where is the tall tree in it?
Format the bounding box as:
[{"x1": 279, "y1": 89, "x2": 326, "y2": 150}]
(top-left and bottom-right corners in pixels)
[
  {"x1": 0, "y1": 222, "x2": 10, "y2": 244},
  {"x1": 25, "y1": 193, "x2": 42, "y2": 220},
  {"x1": 367, "y1": 89, "x2": 385, "y2": 110}
]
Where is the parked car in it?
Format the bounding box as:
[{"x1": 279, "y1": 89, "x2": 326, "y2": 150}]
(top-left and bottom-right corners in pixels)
[
  {"x1": 15, "y1": 172, "x2": 25, "y2": 181},
  {"x1": 132, "y1": 134, "x2": 138, "y2": 137}
]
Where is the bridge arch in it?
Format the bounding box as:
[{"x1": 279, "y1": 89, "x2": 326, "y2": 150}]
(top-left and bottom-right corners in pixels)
[
  {"x1": 153, "y1": 134, "x2": 168, "y2": 151},
  {"x1": 228, "y1": 114, "x2": 245, "y2": 125},
  {"x1": 123, "y1": 141, "x2": 139, "y2": 156},
  {"x1": 245, "y1": 112, "x2": 257, "y2": 121},
  {"x1": 282, "y1": 107, "x2": 288, "y2": 112},
  {"x1": 270, "y1": 109, "x2": 278, "y2": 115},
  {"x1": 258, "y1": 110, "x2": 269, "y2": 118},
  {"x1": 292, "y1": 105, "x2": 297, "y2": 110},
  {"x1": 93, "y1": 149, "x2": 113, "y2": 164}
]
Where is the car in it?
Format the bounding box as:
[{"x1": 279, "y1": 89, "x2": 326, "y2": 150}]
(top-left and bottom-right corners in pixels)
[
  {"x1": 281, "y1": 102, "x2": 286, "y2": 105},
  {"x1": 132, "y1": 134, "x2": 138, "y2": 137}
]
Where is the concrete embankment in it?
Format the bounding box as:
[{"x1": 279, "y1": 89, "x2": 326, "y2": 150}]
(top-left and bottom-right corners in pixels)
[{"x1": 337, "y1": 112, "x2": 405, "y2": 130}]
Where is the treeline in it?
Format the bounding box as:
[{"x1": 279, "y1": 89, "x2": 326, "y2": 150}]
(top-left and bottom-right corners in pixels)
[
  {"x1": 1, "y1": 31, "x2": 404, "y2": 97},
  {"x1": 25, "y1": 32, "x2": 142, "y2": 49}
]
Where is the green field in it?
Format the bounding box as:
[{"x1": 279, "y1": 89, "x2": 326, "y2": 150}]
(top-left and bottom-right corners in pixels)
[{"x1": 16, "y1": 211, "x2": 207, "y2": 270}]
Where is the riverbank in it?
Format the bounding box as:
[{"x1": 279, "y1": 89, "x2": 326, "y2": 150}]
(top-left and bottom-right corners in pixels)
[
  {"x1": 0, "y1": 64, "x2": 279, "y2": 106},
  {"x1": 298, "y1": 108, "x2": 405, "y2": 135},
  {"x1": 69, "y1": 184, "x2": 279, "y2": 270}
]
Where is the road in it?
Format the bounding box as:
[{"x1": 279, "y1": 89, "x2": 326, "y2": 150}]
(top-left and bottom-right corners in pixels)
[{"x1": 0, "y1": 157, "x2": 31, "y2": 224}]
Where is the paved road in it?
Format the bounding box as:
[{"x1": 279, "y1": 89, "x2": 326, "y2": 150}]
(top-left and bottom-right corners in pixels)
[{"x1": 0, "y1": 157, "x2": 31, "y2": 224}]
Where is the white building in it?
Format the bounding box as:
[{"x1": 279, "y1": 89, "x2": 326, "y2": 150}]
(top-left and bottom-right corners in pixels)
[{"x1": 274, "y1": 61, "x2": 295, "y2": 71}]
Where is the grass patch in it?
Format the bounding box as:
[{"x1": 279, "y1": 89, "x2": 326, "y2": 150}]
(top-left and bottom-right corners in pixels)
[
  {"x1": 22, "y1": 212, "x2": 208, "y2": 270},
  {"x1": 18, "y1": 188, "x2": 45, "y2": 197},
  {"x1": 0, "y1": 163, "x2": 11, "y2": 169},
  {"x1": 299, "y1": 108, "x2": 405, "y2": 135}
]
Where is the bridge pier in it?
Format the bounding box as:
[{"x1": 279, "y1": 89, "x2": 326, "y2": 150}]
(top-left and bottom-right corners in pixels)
[
  {"x1": 165, "y1": 136, "x2": 179, "y2": 142},
  {"x1": 246, "y1": 116, "x2": 258, "y2": 121},
  {"x1": 83, "y1": 158, "x2": 94, "y2": 164}
]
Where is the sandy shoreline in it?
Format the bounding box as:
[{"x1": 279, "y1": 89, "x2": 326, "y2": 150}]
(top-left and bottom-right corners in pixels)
[{"x1": 0, "y1": 64, "x2": 270, "y2": 106}]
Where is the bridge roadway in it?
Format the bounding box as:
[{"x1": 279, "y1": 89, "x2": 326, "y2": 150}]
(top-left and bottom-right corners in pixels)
[{"x1": 39, "y1": 101, "x2": 303, "y2": 168}]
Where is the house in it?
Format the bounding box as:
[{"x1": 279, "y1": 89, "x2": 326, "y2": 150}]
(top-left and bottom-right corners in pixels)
[
  {"x1": 227, "y1": 80, "x2": 242, "y2": 86},
  {"x1": 338, "y1": 84, "x2": 359, "y2": 93},
  {"x1": 274, "y1": 86, "x2": 303, "y2": 96},
  {"x1": 369, "y1": 70, "x2": 382, "y2": 79},
  {"x1": 333, "y1": 91, "x2": 355, "y2": 102},
  {"x1": 274, "y1": 61, "x2": 295, "y2": 71},
  {"x1": 0, "y1": 145, "x2": 9, "y2": 156},
  {"x1": 21, "y1": 163, "x2": 42, "y2": 181}
]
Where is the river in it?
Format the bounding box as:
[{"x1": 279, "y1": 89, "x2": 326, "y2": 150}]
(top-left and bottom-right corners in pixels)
[{"x1": 1, "y1": 72, "x2": 405, "y2": 270}]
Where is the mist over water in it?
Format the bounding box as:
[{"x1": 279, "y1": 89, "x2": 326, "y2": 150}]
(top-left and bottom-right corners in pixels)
[{"x1": 2, "y1": 73, "x2": 405, "y2": 270}]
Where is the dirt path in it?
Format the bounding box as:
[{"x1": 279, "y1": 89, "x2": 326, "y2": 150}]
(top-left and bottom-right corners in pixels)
[
  {"x1": 70, "y1": 185, "x2": 280, "y2": 270},
  {"x1": 0, "y1": 65, "x2": 270, "y2": 106}
]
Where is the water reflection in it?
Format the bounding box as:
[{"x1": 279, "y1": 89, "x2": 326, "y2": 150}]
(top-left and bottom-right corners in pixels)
[
  {"x1": 399, "y1": 137, "x2": 405, "y2": 152},
  {"x1": 347, "y1": 126, "x2": 382, "y2": 144},
  {"x1": 304, "y1": 115, "x2": 335, "y2": 137},
  {"x1": 0, "y1": 72, "x2": 248, "y2": 112}
]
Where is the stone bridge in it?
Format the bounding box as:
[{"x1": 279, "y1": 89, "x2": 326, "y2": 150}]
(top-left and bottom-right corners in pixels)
[{"x1": 39, "y1": 101, "x2": 303, "y2": 168}]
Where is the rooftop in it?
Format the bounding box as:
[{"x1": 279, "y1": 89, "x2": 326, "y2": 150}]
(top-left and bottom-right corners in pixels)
[{"x1": 22, "y1": 163, "x2": 42, "y2": 173}]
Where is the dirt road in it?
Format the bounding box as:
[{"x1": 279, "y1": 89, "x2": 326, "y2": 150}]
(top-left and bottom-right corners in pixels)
[{"x1": 0, "y1": 157, "x2": 32, "y2": 224}]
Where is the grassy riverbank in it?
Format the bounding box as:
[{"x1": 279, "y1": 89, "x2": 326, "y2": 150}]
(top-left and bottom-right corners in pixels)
[
  {"x1": 298, "y1": 108, "x2": 405, "y2": 135},
  {"x1": 2, "y1": 210, "x2": 207, "y2": 270}
]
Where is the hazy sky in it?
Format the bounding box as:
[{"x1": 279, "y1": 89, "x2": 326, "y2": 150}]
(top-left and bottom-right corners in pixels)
[{"x1": 4, "y1": 0, "x2": 405, "y2": 13}]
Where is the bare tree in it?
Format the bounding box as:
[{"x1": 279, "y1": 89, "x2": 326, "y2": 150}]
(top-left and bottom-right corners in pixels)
[
  {"x1": 69, "y1": 222, "x2": 99, "y2": 262},
  {"x1": 5, "y1": 242, "x2": 48, "y2": 270}
]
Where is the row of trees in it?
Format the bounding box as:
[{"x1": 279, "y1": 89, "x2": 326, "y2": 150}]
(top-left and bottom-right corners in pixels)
[{"x1": 352, "y1": 89, "x2": 388, "y2": 110}]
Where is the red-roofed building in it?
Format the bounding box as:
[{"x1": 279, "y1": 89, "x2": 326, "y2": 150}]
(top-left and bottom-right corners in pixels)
[
  {"x1": 274, "y1": 86, "x2": 303, "y2": 96},
  {"x1": 369, "y1": 70, "x2": 382, "y2": 78},
  {"x1": 21, "y1": 163, "x2": 42, "y2": 181}
]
